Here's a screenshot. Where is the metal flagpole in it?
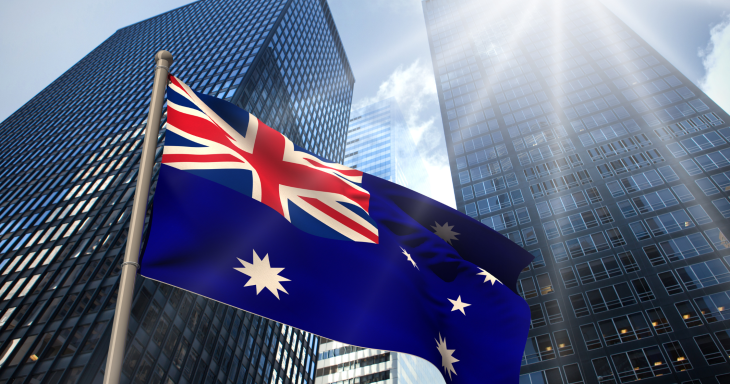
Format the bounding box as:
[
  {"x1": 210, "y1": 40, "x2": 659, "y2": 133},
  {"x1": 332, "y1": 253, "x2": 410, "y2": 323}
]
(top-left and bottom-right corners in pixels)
[{"x1": 103, "y1": 50, "x2": 173, "y2": 384}]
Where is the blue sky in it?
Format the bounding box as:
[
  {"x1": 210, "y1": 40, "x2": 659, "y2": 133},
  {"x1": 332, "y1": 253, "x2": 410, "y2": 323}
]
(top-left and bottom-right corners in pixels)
[{"x1": 1, "y1": 0, "x2": 729, "y2": 205}]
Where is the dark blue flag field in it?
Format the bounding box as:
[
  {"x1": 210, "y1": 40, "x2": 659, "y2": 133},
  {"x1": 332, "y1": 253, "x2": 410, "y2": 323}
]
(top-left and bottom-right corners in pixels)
[{"x1": 140, "y1": 75, "x2": 533, "y2": 383}]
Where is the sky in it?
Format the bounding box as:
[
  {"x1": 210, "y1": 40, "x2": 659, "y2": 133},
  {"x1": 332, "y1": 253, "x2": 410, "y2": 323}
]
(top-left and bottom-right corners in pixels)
[{"x1": 1, "y1": 0, "x2": 730, "y2": 206}]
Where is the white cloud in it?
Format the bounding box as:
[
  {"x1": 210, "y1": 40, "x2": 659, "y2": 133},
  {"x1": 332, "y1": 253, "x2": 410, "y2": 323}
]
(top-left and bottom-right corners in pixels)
[
  {"x1": 699, "y1": 13, "x2": 730, "y2": 113},
  {"x1": 353, "y1": 60, "x2": 456, "y2": 208}
]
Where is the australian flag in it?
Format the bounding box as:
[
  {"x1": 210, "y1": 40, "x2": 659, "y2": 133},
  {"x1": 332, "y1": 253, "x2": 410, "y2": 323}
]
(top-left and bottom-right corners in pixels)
[{"x1": 141, "y1": 75, "x2": 533, "y2": 383}]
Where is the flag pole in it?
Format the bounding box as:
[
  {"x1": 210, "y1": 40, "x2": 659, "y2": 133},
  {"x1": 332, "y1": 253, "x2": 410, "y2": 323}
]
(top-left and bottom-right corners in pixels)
[{"x1": 103, "y1": 50, "x2": 173, "y2": 384}]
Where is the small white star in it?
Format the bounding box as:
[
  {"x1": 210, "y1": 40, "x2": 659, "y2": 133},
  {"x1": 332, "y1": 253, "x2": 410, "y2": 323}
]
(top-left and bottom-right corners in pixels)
[
  {"x1": 436, "y1": 333, "x2": 459, "y2": 380},
  {"x1": 448, "y1": 295, "x2": 471, "y2": 315},
  {"x1": 234, "y1": 250, "x2": 290, "y2": 299},
  {"x1": 401, "y1": 247, "x2": 419, "y2": 270},
  {"x1": 477, "y1": 268, "x2": 501, "y2": 285},
  {"x1": 432, "y1": 222, "x2": 460, "y2": 245}
]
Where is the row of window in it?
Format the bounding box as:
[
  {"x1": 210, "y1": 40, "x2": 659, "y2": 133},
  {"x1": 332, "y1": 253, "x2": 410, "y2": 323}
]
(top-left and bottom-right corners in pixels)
[
  {"x1": 559, "y1": 253, "x2": 637, "y2": 288},
  {"x1": 523, "y1": 154, "x2": 583, "y2": 181},
  {"x1": 666, "y1": 128, "x2": 730, "y2": 157},
  {"x1": 628, "y1": 207, "x2": 713, "y2": 241},
  {"x1": 315, "y1": 352, "x2": 389, "y2": 377},
  {"x1": 654, "y1": 113, "x2": 724, "y2": 141},
  {"x1": 550, "y1": 228, "x2": 626, "y2": 262},
  {"x1": 657, "y1": 258, "x2": 730, "y2": 294},
  {"x1": 513, "y1": 126, "x2": 571, "y2": 151},
  {"x1": 542, "y1": 207, "x2": 613, "y2": 239},
  {"x1": 605, "y1": 166, "x2": 678, "y2": 197},
  {"x1": 480, "y1": 207, "x2": 531, "y2": 231},
  {"x1": 536, "y1": 187, "x2": 603, "y2": 218},
  {"x1": 456, "y1": 144, "x2": 508, "y2": 177},
  {"x1": 529, "y1": 170, "x2": 593, "y2": 199},
  {"x1": 586, "y1": 134, "x2": 652, "y2": 161},
  {"x1": 522, "y1": 329, "x2": 575, "y2": 365},
  {"x1": 616, "y1": 186, "x2": 693, "y2": 217}
]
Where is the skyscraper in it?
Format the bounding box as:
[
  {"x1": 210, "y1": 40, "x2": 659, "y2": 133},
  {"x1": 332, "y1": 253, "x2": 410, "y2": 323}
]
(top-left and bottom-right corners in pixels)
[
  {"x1": 314, "y1": 99, "x2": 440, "y2": 384},
  {"x1": 343, "y1": 98, "x2": 429, "y2": 193},
  {"x1": 0, "y1": 0, "x2": 354, "y2": 383},
  {"x1": 314, "y1": 338, "x2": 443, "y2": 384},
  {"x1": 422, "y1": 0, "x2": 730, "y2": 383}
]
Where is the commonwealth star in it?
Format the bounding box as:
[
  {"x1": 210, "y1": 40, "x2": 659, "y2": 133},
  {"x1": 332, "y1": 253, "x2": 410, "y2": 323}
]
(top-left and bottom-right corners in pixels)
[
  {"x1": 436, "y1": 333, "x2": 459, "y2": 380},
  {"x1": 431, "y1": 221, "x2": 460, "y2": 245},
  {"x1": 235, "y1": 250, "x2": 290, "y2": 299},
  {"x1": 400, "y1": 247, "x2": 419, "y2": 270},
  {"x1": 477, "y1": 268, "x2": 501, "y2": 285}
]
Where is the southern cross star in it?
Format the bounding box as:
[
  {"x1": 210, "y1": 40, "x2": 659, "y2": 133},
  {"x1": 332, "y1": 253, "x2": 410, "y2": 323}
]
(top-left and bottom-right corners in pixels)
[
  {"x1": 234, "y1": 250, "x2": 290, "y2": 299},
  {"x1": 477, "y1": 268, "x2": 501, "y2": 285},
  {"x1": 436, "y1": 333, "x2": 459, "y2": 380},
  {"x1": 431, "y1": 222, "x2": 460, "y2": 245},
  {"x1": 400, "y1": 247, "x2": 419, "y2": 270},
  {"x1": 448, "y1": 295, "x2": 471, "y2": 315}
]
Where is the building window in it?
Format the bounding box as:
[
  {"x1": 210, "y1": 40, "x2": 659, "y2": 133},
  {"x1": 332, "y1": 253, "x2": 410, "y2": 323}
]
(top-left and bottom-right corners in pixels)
[
  {"x1": 523, "y1": 227, "x2": 538, "y2": 246},
  {"x1": 693, "y1": 289, "x2": 730, "y2": 323},
  {"x1": 518, "y1": 277, "x2": 538, "y2": 299},
  {"x1": 715, "y1": 330, "x2": 730, "y2": 360},
  {"x1": 563, "y1": 363, "x2": 584, "y2": 384},
  {"x1": 693, "y1": 334, "x2": 726, "y2": 365},
  {"x1": 560, "y1": 267, "x2": 579, "y2": 288},
  {"x1": 645, "y1": 307, "x2": 672, "y2": 334},
  {"x1": 658, "y1": 271, "x2": 683, "y2": 295},
  {"x1": 662, "y1": 341, "x2": 692, "y2": 372},
  {"x1": 530, "y1": 304, "x2": 546, "y2": 329},
  {"x1": 630, "y1": 278, "x2": 654, "y2": 301},
  {"x1": 585, "y1": 282, "x2": 635, "y2": 313},
  {"x1": 591, "y1": 357, "x2": 615, "y2": 384},
  {"x1": 575, "y1": 256, "x2": 622, "y2": 285},
  {"x1": 711, "y1": 197, "x2": 730, "y2": 218},
  {"x1": 570, "y1": 294, "x2": 590, "y2": 318},
  {"x1": 523, "y1": 334, "x2": 556, "y2": 365},
  {"x1": 617, "y1": 251, "x2": 640, "y2": 272},
  {"x1": 706, "y1": 227, "x2": 730, "y2": 250},
  {"x1": 537, "y1": 273, "x2": 554, "y2": 295},
  {"x1": 545, "y1": 299, "x2": 563, "y2": 324},
  {"x1": 554, "y1": 330, "x2": 574, "y2": 356},
  {"x1": 580, "y1": 323, "x2": 602, "y2": 350},
  {"x1": 629, "y1": 221, "x2": 651, "y2": 240},
  {"x1": 657, "y1": 233, "x2": 713, "y2": 261},
  {"x1": 610, "y1": 346, "x2": 669, "y2": 382},
  {"x1": 520, "y1": 368, "x2": 563, "y2": 384},
  {"x1": 675, "y1": 259, "x2": 730, "y2": 290},
  {"x1": 530, "y1": 249, "x2": 546, "y2": 269},
  {"x1": 598, "y1": 312, "x2": 652, "y2": 346},
  {"x1": 644, "y1": 209, "x2": 694, "y2": 237},
  {"x1": 674, "y1": 301, "x2": 702, "y2": 328},
  {"x1": 551, "y1": 243, "x2": 569, "y2": 263},
  {"x1": 565, "y1": 232, "x2": 611, "y2": 258}
]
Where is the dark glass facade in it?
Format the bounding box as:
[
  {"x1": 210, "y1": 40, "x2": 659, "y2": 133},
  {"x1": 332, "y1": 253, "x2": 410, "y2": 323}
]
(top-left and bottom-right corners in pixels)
[
  {"x1": 0, "y1": 0, "x2": 354, "y2": 383},
  {"x1": 422, "y1": 0, "x2": 730, "y2": 383}
]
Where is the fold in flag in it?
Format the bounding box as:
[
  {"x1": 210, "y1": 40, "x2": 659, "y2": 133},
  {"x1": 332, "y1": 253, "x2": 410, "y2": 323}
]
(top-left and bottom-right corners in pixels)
[{"x1": 141, "y1": 75, "x2": 533, "y2": 383}]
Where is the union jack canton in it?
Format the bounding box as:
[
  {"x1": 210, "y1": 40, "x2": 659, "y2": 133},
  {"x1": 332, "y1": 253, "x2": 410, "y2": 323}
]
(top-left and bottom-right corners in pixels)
[{"x1": 164, "y1": 75, "x2": 379, "y2": 244}]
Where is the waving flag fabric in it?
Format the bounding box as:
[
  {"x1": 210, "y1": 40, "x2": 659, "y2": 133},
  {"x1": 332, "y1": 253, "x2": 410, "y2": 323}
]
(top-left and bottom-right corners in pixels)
[{"x1": 141, "y1": 75, "x2": 533, "y2": 383}]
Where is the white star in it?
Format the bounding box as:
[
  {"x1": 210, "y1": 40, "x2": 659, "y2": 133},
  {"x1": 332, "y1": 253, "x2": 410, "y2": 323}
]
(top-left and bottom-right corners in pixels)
[
  {"x1": 431, "y1": 222, "x2": 460, "y2": 245},
  {"x1": 234, "y1": 250, "x2": 290, "y2": 299},
  {"x1": 448, "y1": 295, "x2": 471, "y2": 315},
  {"x1": 401, "y1": 247, "x2": 419, "y2": 270},
  {"x1": 436, "y1": 333, "x2": 459, "y2": 380},
  {"x1": 477, "y1": 268, "x2": 501, "y2": 285}
]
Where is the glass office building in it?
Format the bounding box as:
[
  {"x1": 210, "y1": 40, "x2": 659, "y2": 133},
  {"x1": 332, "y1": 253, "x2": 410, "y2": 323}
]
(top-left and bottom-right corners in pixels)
[
  {"x1": 343, "y1": 98, "x2": 429, "y2": 192},
  {"x1": 314, "y1": 100, "x2": 440, "y2": 384},
  {"x1": 314, "y1": 338, "x2": 443, "y2": 384},
  {"x1": 0, "y1": 0, "x2": 354, "y2": 383},
  {"x1": 422, "y1": 0, "x2": 730, "y2": 382}
]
